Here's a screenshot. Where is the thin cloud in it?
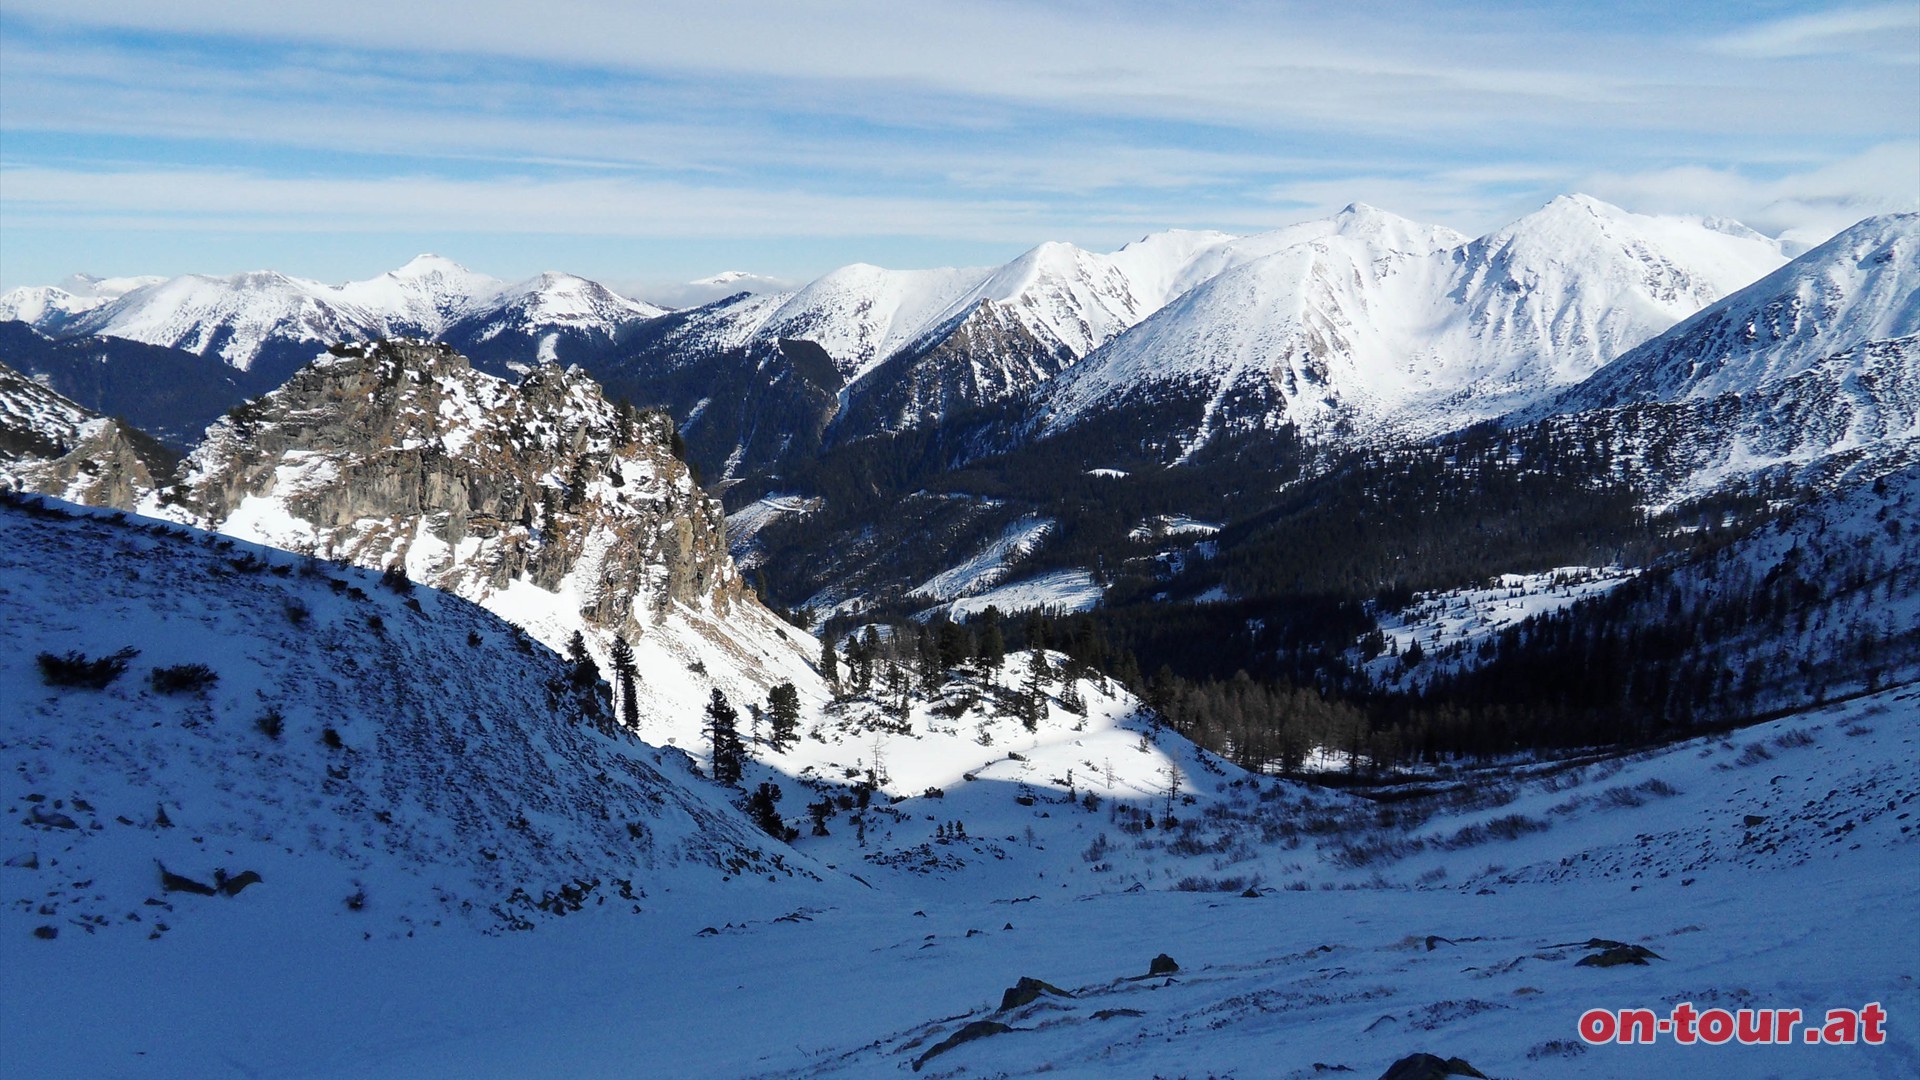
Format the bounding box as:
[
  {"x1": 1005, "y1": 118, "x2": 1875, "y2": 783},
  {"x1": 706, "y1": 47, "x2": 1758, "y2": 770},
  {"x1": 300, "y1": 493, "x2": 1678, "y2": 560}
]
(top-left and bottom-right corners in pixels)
[{"x1": 1714, "y1": 4, "x2": 1920, "y2": 60}]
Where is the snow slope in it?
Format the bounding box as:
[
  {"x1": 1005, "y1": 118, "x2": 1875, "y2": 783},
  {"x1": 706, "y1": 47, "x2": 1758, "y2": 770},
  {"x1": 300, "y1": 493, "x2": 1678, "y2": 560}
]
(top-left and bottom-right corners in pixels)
[
  {"x1": 0, "y1": 274, "x2": 164, "y2": 332},
  {"x1": 0, "y1": 495, "x2": 814, "y2": 954},
  {"x1": 7, "y1": 648, "x2": 1911, "y2": 1078},
  {"x1": 0, "y1": 359, "x2": 97, "y2": 462}
]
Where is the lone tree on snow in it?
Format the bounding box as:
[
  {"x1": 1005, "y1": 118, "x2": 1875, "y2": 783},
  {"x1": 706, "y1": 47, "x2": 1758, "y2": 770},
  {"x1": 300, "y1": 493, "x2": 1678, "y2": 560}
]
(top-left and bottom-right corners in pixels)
[
  {"x1": 766, "y1": 681, "x2": 802, "y2": 752},
  {"x1": 609, "y1": 633, "x2": 640, "y2": 730},
  {"x1": 706, "y1": 688, "x2": 745, "y2": 785}
]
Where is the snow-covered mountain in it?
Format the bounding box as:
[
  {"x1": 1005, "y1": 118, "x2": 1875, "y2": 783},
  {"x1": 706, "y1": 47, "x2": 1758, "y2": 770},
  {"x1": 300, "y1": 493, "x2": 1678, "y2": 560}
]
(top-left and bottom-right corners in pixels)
[
  {"x1": 1554, "y1": 213, "x2": 1919, "y2": 407},
  {"x1": 1526, "y1": 213, "x2": 1920, "y2": 496},
  {"x1": 333, "y1": 253, "x2": 506, "y2": 335},
  {"x1": 604, "y1": 224, "x2": 1408, "y2": 478},
  {"x1": 0, "y1": 273, "x2": 165, "y2": 334},
  {"x1": 1032, "y1": 196, "x2": 1787, "y2": 456},
  {"x1": 443, "y1": 271, "x2": 667, "y2": 373},
  {"x1": 61, "y1": 270, "x2": 385, "y2": 378},
  {"x1": 3, "y1": 257, "x2": 667, "y2": 384}
]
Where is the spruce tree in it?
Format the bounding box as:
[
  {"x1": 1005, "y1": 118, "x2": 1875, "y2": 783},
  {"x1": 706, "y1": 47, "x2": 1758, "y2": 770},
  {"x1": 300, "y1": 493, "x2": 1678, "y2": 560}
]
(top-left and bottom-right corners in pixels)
[
  {"x1": 609, "y1": 633, "x2": 639, "y2": 730},
  {"x1": 1059, "y1": 676, "x2": 1086, "y2": 717},
  {"x1": 766, "y1": 681, "x2": 801, "y2": 751},
  {"x1": 706, "y1": 688, "x2": 744, "y2": 785},
  {"x1": 820, "y1": 635, "x2": 840, "y2": 692},
  {"x1": 1020, "y1": 648, "x2": 1048, "y2": 732},
  {"x1": 977, "y1": 607, "x2": 1006, "y2": 672}
]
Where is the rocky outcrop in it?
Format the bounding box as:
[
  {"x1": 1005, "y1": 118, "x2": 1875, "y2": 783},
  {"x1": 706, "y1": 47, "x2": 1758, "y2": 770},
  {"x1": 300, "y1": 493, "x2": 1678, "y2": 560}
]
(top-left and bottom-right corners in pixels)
[
  {"x1": 0, "y1": 359, "x2": 171, "y2": 507},
  {"x1": 173, "y1": 340, "x2": 747, "y2": 639}
]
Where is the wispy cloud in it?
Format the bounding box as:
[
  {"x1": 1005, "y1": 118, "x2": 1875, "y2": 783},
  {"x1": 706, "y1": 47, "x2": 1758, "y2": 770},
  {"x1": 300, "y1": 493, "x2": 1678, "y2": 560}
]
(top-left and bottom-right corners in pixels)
[
  {"x1": 1714, "y1": 4, "x2": 1920, "y2": 60},
  {"x1": 1576, "y1": 141, "x2": 1920, "y2": 248},
  {"x1": 1, "y1": 2, "x2": 1914, "y2": 287}
]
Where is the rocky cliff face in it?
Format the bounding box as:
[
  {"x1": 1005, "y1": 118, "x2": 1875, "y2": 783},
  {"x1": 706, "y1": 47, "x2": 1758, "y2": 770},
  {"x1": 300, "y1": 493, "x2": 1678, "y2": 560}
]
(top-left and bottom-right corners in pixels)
[{"x1": 173, "y1": 340, "x2": 746, "y2": 640}]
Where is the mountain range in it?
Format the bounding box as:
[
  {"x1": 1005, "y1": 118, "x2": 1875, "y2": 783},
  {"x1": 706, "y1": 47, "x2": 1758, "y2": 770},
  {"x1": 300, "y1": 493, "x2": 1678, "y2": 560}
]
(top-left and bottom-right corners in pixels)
[
  {"x1": 6, "y1": 197, "x2": 1917, "y2": 643},
  {"x1": 4, "y1": 191, "x2": 1918, "y2": 1078}
]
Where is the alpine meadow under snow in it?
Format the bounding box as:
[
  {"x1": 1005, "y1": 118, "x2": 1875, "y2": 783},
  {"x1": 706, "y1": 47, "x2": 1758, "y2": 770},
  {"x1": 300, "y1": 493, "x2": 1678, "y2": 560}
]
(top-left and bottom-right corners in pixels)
[{"x1": 3, "y1": 185, "x2": 1918, "y2": 1079}]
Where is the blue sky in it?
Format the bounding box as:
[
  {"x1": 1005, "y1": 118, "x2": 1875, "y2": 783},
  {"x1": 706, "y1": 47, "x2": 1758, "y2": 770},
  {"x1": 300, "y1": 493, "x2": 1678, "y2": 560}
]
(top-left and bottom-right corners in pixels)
[{"x1": 1, "y1": 1, "x2": 1915, "y2": 298}]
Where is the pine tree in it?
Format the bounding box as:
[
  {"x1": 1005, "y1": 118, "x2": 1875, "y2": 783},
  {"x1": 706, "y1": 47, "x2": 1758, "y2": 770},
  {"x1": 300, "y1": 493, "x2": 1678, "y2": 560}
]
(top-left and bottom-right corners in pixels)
[
  {"x1": 615, "y1": 399, "x2": 636, "y2": 446},
  {"x1": 850, "y1": 635, "x2": 874, "y2": 696},
  {"x1": 977, "y1": 607, "x2": 1006, "y2": 672},
  {"x1": 1020, "y1": 648, "x2": 1049, "y2": 732},
  {"x1": 609, "y1": 633, "x2": 639, "y2": 730},
  {"x1": 766, "y1": 681, "x2": 801, "y2": 751},
  {"x1": 1059, "y1": 676, "x2": 1086, "y2": 717},
  {"x1": 820, "y1": 634, "x2": 840, "y2": 692},
  {"x1": 745, "y1": 782, "x2": 794, "y2": 841},
  {"x1": 564, "y1": 455, "x2": 592, "y2": 510},
  {"x1": 565, "y1": 630, "x2": 613, "y2": 733},
  {"x1": 540, "y1": 487, "x2": 560, "y2": 538},
  {"x1": 706, "y1": 688, "x2": 744, "y2": 785}
]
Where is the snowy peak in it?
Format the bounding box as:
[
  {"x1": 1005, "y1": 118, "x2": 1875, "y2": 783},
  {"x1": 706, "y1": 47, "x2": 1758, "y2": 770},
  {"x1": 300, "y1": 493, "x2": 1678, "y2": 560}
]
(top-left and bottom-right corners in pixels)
[
  {"x1": 69, "y1": 271, "x2": 381, "y2": 373},
  {"x1": 759, "y1": 262, "x2": 993, "y2": 381},
  {"x1": 21, "y1": 258, "x2": 665, "y2": 375},
  {"x1": 1329, "y1": 201, "x2": 1470, "y2": 256},
  {"x1": 335, "y1": 254, "x2": 502, "y2": 335},
  {"x1": 489, "y1": 271, "x2": 667, "y2": 326},
  {"x1": 1035, "y1": 197, "x2": 1790, "y2": 450},
  {"x1": 0, "y1": 286, "x2": 101, "y2": 331}
]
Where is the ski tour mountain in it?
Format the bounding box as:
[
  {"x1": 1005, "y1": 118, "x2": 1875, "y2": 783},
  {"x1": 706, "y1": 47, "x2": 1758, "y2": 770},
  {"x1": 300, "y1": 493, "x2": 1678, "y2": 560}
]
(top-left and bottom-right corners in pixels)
[{"x1": 3, "y1": 193, "x2": 1917, "y2": 1080}]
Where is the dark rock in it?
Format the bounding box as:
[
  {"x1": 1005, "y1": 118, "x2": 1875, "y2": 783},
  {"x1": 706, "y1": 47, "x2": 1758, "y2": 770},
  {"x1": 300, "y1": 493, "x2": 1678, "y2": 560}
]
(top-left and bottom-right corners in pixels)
[
  {"x1": 912, "y1": 1020, "x2": 1013, "y2": 1072},
  {"x1": 1093, "y1": 1008, "x2": 1145, "y2": 1021},
  {"x1": 217, "y1": 869, "x2": 264, "y2": 896},
  {"x1": 157, "y1": 863, "x2": 218, "y2": 896},
  {"x1": 3, "y1": 852, "x2": 37, "y2": 869},
  {"x1": 1148, "y1": 953, "x2": 1180, "y2": 975},
  {"x1": 1744, "y1": 814, "x2": 1768, "y2": 826},
  {"x1": 28, "y1": 807, "x2": 78, "y2": 830},
  {"x1": 1377, "y1": 1052, "x2": 1488, "y2": 1080},
  {"x1": 998, "y1": 976, "x2": 1072, "y2": 1011},
  {"x1": 33, "y1": 925, "x2": 57, "y2": 940},
  {"x1": 1575, "y1": 943, "x2": 1663, "y2": 967}
]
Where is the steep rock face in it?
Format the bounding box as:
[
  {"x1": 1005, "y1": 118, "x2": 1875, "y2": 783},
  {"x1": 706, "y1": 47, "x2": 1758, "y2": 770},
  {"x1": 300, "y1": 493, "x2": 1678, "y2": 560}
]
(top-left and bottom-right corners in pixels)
[
  {"x1": 0, "y1": 360, "x2": 170, "y2": 508},
  {"x1": 173, "y1": 340, "x2": 745, "y2": 639}
]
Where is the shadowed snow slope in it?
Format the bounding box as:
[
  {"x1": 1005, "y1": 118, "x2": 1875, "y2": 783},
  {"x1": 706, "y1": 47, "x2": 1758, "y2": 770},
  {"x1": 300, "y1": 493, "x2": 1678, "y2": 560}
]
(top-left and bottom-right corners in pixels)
[{"x1": 0, "y1": 496, "x2": 816, "y2": 953}]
